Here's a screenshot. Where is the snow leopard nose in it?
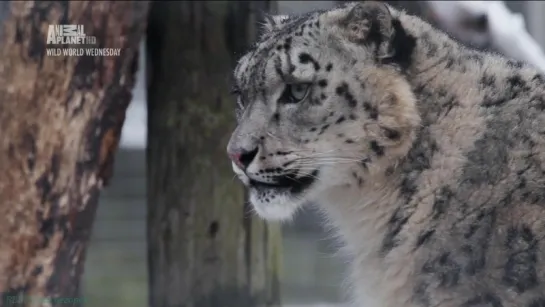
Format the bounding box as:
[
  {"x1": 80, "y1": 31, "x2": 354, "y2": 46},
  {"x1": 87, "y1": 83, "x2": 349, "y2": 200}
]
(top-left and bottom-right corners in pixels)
[{"x1": 228, "y1": 147, "x2": 258, "y2": 170}]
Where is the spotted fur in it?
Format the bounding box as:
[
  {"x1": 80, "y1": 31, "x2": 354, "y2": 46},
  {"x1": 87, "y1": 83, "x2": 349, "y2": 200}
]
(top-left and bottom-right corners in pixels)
[{"x1": 227, "y1": 2, "x2": 545, "y2": 306}]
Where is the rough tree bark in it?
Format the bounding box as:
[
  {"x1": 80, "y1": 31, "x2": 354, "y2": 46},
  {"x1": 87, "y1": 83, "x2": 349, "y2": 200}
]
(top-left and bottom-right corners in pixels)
[
  {"x1": 0, "y1": 1, "x2": 148, "y2": 305},
  {"x1": 146, "y1": 1, "x2": 282, "y2": 307}
]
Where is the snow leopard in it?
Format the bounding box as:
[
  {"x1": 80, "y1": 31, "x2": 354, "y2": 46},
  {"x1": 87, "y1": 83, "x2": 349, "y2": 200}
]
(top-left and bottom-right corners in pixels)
[{"x1": 227, "y1": 2, "x2": 545, "y2": 306}]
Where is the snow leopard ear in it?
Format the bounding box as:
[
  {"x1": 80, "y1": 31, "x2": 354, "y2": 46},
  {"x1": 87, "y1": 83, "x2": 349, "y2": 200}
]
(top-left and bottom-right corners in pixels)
[
  {"x1": 261, "y1": 14, "x2": 290, "y2": 34},
  {"x1": 338, "y1": 1, "x2": 416, "y2": 69},
  {"x1": 339, "y1": 1, "x2": 394, "y2": 47}
]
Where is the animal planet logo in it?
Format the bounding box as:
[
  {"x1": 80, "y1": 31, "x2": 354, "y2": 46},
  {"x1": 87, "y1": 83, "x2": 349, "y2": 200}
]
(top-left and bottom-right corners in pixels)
[
  {"x1": 45, "y1": 24, "x2": 121, "y2": 57},
  {"x1": 46, "y1": 24, "x2": 97, "y2": 45}
]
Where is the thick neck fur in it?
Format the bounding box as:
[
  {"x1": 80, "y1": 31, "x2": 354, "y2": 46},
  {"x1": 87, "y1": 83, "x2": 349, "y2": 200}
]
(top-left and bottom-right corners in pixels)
[
  {"x1": 319, "y1": 9, "x2": 491, "y2": 261},
  {"x1": 315, "y1": 10, "x2": 532, "y2": 306}
]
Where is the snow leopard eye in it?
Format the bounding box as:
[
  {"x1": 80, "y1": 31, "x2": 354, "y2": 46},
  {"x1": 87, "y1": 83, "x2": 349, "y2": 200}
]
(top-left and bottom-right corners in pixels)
[{"x1": 279, "y1": 83, "x2": 311, "y2": 104}]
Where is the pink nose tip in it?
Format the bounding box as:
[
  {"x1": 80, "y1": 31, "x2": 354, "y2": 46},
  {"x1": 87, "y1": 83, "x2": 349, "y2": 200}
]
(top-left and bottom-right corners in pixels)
[
  {"x1": 229, "y1": 153, "x2": 243, "y2": 168},
  {"x1": 228, "y1": 147, "x2": 258, "y2": 169}
]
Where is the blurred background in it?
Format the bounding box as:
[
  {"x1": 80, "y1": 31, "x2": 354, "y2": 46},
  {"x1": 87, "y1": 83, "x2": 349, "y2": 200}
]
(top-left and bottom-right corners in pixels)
[{"x1": 80, "y1": 1, "x2": 545, "y2": 306}]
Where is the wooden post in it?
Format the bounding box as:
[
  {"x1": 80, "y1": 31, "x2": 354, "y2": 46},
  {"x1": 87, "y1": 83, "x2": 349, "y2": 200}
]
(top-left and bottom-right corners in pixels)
[
  {"x1": 0, "y1": 1, "x2": 149, "y2": 305},
  {"x1": 146, "y1": 1, "x2": 282, "y2": 307}
]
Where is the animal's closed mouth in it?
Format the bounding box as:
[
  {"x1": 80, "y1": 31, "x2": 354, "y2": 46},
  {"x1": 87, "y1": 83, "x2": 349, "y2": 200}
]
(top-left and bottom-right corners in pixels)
[{"x1": 249, "y1": 169, "x2": 319, "y2": 194}]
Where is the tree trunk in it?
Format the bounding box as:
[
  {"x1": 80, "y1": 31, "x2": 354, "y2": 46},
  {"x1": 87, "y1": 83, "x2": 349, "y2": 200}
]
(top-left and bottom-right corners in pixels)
[
  {"x1": 146, "y1": 1, "x2": 282, "y2": 307},
  {"x1": 0, "y1": 1, "x2": 148, "y2": 305}
]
